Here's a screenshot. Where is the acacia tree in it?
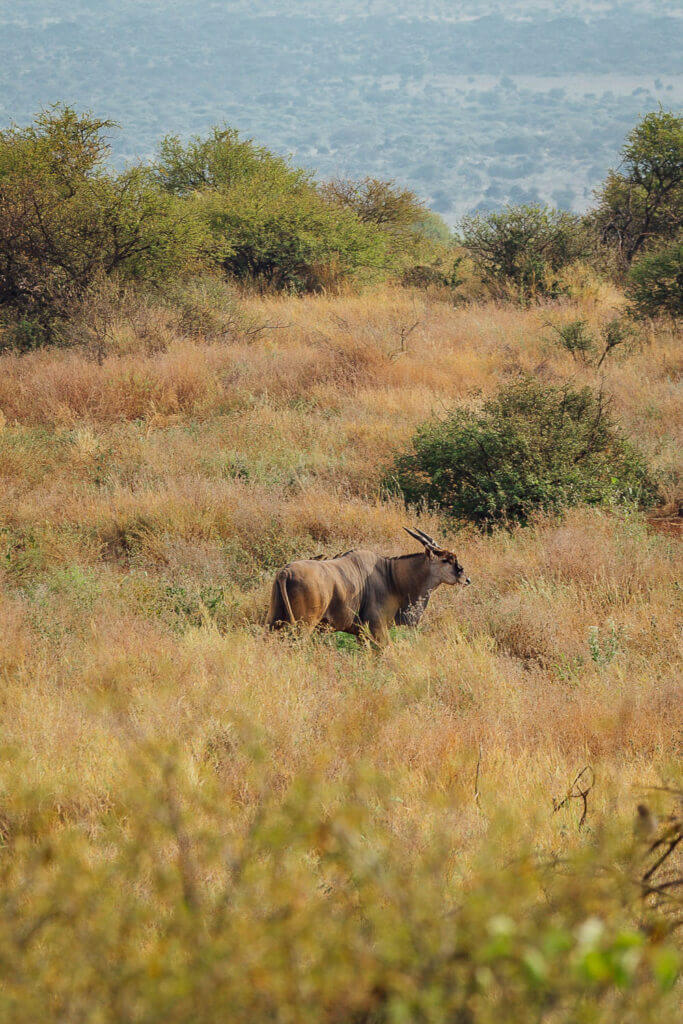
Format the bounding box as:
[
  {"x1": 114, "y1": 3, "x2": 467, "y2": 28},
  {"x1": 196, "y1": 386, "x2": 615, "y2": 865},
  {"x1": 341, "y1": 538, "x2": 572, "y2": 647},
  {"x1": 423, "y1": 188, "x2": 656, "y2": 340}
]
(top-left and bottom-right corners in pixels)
[
  {"x1": 319, "y1": 176, "x2": 425, "y2": 229},
  {"x1": 590, "y1": 109, "x2": 682, "y2": 267},
  {"x1": 155, "y1": 126, "x2": 303, "y2": 195},
  {"x1": 0, "y1": 107, "x2": 203, "y2": 345},
  {"x1": 322, "y1": 177, "x2": 462, "y2": 290}
]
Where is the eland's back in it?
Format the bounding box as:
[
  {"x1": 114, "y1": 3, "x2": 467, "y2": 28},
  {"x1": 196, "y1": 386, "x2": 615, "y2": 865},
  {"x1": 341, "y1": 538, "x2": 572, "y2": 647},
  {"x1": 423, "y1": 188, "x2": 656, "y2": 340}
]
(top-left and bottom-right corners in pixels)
[{"x1": 267, "y1": 549, "x2": 381, "y2": 634}]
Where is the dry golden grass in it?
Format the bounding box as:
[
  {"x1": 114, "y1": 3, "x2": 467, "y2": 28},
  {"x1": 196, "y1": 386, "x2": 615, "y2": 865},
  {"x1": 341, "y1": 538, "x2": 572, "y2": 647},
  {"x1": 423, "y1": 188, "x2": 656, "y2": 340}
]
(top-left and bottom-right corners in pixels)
[
  {"x1": 0, "y1": 284, "x2": 680, "y2": 861},
  {"x1": 0, "y1": 285, "x2": 681, "y2": 1018}
]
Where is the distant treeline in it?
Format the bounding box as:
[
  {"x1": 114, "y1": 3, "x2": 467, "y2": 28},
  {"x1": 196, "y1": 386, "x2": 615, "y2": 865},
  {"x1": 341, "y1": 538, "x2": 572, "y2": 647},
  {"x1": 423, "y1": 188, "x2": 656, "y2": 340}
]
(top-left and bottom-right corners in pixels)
[
  {"x1": 0, "y1": 106, "x2": 680, "y2": 348},
  {"x1": 3, "y1": 1, "x2": 680, "y2": 219}
]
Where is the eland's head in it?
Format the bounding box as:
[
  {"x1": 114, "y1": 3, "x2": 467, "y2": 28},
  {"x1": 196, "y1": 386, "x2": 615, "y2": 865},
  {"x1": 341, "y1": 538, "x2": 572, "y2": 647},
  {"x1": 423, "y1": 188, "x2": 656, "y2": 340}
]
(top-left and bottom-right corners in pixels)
[{"x1": 404, "y1": 527, "x2": 471, "y2": 587}]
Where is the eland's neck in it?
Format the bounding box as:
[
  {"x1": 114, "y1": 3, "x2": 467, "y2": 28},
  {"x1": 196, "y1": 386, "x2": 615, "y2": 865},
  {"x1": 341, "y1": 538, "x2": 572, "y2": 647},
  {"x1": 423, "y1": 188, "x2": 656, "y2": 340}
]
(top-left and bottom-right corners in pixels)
[{"x1": 388, "y1": 552, "x2": 435, "y2": 603}]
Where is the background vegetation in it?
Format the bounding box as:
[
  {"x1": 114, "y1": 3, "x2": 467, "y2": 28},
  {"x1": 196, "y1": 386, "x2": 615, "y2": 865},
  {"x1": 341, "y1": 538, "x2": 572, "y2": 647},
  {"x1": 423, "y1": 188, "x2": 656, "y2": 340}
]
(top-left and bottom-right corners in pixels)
[
  {"x1": 1, "y1": 105, "x2": 680, "y2": 349},
  {"x1": 1, "y1": 1, "x2": 681, "y2": 221},
  {"x1": 0, "y1": 100, "x2": 680, "y2": 1017}
]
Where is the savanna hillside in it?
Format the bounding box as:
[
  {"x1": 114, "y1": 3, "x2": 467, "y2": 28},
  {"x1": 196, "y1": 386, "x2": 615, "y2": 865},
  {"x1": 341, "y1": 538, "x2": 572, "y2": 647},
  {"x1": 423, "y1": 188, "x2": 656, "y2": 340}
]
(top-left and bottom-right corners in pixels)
[{"x1": 0, "y1": 108, "x2": 681, "y2": 1020}]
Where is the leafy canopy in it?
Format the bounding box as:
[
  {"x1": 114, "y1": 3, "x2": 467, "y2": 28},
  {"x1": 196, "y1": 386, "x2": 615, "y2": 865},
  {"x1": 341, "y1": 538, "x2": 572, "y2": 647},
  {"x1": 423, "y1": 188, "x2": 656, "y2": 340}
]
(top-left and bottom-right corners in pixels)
[
  {"x1": 591, "y1": 109, "x2": 683, "y2": 266},
  {"x1": 320, "y1": 176, "x2": 425, "y2": 228},
  {"x1": 155, "y1": 128, "x2": 392, "y2": 291},
  {"x1": 0, "y1": 106, "x2": 205, "y2": 345},
  {"x1": 155, "y1": 125, "x2": 307, "y2": 195},
  {"x1": 627, "y1": 237, "x2": 683, "y2": 321}
]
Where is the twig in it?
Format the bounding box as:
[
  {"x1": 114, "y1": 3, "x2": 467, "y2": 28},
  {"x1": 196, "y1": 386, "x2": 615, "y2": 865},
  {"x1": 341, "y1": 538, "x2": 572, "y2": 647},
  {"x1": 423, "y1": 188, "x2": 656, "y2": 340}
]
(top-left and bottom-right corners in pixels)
[
  {"x1": 474, "y1": 743, "x2": 483, "y2": 808},
  {"x1": 163, "y1": 764, "x2": 200, "y2": 913},
  {"x1": 643, "y1": 832, "x2": 682, "y2": 884},
  {"x1": 552, "y1": 765, "x2": 595, "y2": 830},
  {"x1": 243, "y1": 320, "x2": 292, "y2": 339},
  {"x1": 395, "y1": 319, "x2": 421, "y2": 356}
]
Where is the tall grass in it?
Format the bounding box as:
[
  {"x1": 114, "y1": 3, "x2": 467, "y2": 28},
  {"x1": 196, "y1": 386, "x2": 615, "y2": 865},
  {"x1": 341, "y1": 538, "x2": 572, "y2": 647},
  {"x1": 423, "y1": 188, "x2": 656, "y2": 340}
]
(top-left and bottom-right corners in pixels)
[{"x1": 0, "y1": 283, "x2": 680, "y2": 1017}]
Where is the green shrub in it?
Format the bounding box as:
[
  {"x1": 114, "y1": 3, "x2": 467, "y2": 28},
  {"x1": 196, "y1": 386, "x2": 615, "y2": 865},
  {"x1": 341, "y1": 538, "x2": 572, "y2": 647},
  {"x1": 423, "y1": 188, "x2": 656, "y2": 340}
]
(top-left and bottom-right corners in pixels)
[
  {"x1": 626, "y1": 238, "x2": 683, "y2": 320},
  {"x1": 205, "y1": 172, "x2": 388, "y2": 292},
  {"x1": 459, "y1": 204, "x2": 589, "y2": 300},
  {"x1": 321, "y1": 176, "x2": 459, "y2": 287},
  {"x1": 546, "y1": 319, "x2": 596, "y2": 362},
  {"x1": 596, "y1": 316, "x2": 638, "y2": 368},
  {"x1": 388, "y1": 379, "x2": 658, "y2": 529},
  {"x1": 0, "y1": 107, "x2": 206, "y2": 346},
  {"x1": 156, "y1": 128, "x2": 390, "y2": 292},
  {"x1": 546, "y1": 316, "x2": 638, "y2": 368}
]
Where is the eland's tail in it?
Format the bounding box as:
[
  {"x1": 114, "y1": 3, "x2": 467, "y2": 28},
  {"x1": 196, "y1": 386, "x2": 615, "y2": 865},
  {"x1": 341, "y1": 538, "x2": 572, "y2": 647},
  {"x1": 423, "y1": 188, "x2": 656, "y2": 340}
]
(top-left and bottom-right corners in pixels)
[{"x1": 266, "y1": 569, "x2": 296, "y2": 629}]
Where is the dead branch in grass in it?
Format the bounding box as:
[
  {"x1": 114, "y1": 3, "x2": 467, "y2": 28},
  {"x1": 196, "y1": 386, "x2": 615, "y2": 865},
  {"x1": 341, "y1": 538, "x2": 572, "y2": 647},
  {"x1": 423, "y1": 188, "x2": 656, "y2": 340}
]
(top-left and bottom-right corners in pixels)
[{"x1": 552, "y1": 765, "x2": 595, "y2": 830}]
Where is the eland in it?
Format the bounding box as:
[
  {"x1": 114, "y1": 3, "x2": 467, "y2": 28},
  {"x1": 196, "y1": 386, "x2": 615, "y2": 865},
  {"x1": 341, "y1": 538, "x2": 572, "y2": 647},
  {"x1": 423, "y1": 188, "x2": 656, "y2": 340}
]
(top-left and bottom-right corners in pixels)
[{"x1": 267, "y1": 527, "x2": 470, "y2": 646}]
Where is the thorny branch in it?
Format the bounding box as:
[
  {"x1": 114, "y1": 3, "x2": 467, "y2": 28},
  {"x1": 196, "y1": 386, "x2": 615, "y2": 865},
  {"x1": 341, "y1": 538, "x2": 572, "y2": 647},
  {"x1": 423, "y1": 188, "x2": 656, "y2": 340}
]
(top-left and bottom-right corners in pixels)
[
  {"x1": 552, "y1": 765, "x2": 595, "y2": 830},
  {"x1": 637, "y1": 789, "x2": 682, "y2": 913}
]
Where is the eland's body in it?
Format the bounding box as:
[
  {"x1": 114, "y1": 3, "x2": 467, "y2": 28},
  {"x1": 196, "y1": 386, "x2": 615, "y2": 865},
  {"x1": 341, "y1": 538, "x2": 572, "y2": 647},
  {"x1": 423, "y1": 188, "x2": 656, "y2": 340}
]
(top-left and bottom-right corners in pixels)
[{"x1": 267, "y1": 528, "x2": 470, "y2": 646}]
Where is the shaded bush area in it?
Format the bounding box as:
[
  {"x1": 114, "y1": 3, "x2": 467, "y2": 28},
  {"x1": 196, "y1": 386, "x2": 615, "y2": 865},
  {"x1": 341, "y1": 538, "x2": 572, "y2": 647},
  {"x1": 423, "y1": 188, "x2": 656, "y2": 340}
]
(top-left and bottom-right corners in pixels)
[
  {"x1": 459, "y1": 204, "x2": 589, "y2": 300},
  {"x1": 388, "y1": 379, "x2": 658, "y2": 529},
  {"x1": 319, "y1": 176, "x2": 453, "y2": 282},
  {"x1": 627, "y1": 238, "x2": 683, "y2": 321},
  {"x1": 0, "y1": 752, "x2": 679, "y2": 1024}
]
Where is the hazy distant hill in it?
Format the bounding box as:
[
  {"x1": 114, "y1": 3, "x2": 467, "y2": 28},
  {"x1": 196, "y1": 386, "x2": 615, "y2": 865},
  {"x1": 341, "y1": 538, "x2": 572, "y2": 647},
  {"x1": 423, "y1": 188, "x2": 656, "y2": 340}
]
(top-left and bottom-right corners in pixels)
[{"x1": 1, "y1": 0, "x2": 681, "y2": 220}]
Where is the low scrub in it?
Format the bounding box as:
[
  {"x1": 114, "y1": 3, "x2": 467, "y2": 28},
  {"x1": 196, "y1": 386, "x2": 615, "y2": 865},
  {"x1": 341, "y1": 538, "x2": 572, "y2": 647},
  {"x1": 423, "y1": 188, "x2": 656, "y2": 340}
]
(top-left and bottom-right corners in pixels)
[
  {"x1": 0, "y1": 753, "x2": 679, "y2": 1024},
  {"x1": 388, "y1": 379, "x2": 658, "y2": 529},
  {"x1": 459, "y1": 204, "x2": 589, "y2": 301}
]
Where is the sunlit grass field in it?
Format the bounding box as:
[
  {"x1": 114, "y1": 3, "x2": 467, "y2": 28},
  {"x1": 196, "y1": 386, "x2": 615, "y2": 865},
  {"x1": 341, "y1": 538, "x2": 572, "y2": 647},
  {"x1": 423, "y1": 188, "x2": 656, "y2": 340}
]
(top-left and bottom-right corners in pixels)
[{"x1": 0, "y1": 283, "x2": 680, "y2": 1019}]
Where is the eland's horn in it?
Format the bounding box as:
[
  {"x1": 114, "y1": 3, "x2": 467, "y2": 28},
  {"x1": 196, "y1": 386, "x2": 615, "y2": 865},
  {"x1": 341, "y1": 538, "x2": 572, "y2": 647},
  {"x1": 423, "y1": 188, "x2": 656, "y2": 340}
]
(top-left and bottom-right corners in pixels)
[
  {"x1": 415, "y1": 527, "x2": 437, "y2": 546},
  {"x1": 404, "y1": 526, "x2": 437, "y2": 549}
]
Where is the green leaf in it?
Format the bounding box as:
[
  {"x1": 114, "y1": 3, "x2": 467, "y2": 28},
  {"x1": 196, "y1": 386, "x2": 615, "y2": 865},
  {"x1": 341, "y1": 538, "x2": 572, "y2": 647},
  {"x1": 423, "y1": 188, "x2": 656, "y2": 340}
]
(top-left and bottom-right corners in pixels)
[{"x1": 654, "y1": 948, "x2": 681, "y2": 992}]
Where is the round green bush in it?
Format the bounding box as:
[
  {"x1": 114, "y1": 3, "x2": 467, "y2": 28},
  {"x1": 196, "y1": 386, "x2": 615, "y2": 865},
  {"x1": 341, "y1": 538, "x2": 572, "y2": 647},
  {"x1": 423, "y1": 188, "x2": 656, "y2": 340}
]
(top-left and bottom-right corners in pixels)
[
  {"x1": 627, "y1": 239, "x2": 683, "y2": 320},
  {"x1": 388, "y1": 378, "x2": 658, "y2": 529},
  {"x1": 459, "y1": 204, "x2": 589, "y2": 300}
]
